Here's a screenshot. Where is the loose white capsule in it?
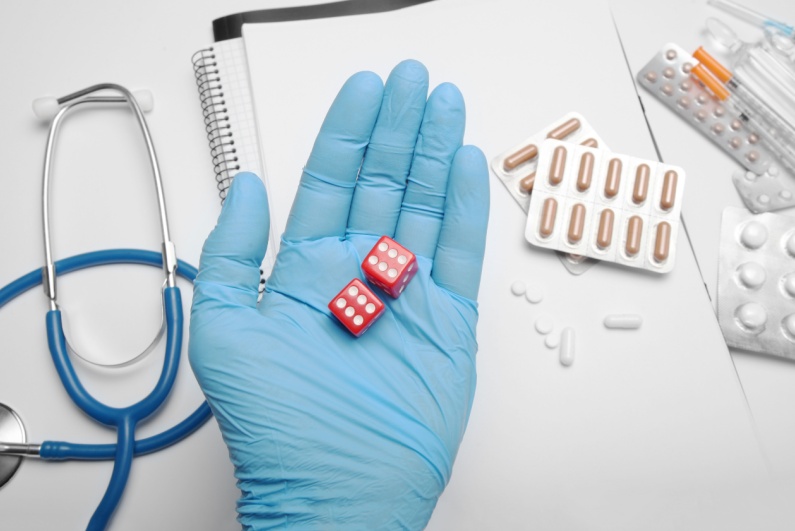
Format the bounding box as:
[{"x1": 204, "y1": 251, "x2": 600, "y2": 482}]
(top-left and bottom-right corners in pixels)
[
  {"x1": 603, "y1": 314, "x2": 643, "y2": 329},
  {"x1": 559, "y1": 328, "x2": 575, "y2": 367}
]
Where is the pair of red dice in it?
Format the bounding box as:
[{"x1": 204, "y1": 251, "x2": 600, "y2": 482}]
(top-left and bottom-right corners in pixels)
[{"x1": 328, "y1": 236, "x2": 418, "y2": 336}]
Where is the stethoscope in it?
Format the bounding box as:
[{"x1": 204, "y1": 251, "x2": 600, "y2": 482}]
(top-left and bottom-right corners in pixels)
[{"x1": 0, "y1": 84, "x2": 212, "y2": 530}]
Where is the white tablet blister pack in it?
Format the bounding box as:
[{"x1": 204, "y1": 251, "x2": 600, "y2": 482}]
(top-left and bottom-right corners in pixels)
[
  {"x1": 717, "y1": 207, "x2": 795, "y2": 359},
  {"x1": 525, "y1": 139, "x2": 686, "y2": 274},
  {"x1": 491, "y1": 112, "x2": 606, "y2": 275},
  {"x1": 732, "y1": 166, "x2": 795, "y2": 213}
]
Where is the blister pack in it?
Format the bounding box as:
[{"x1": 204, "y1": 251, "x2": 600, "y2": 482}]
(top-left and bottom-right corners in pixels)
[
  {"x1": 717, "y1": 207, "x2": 795, "y2": 359},
  {"x1": 637, "y1": 43, "x2": 773, "y2": 174},
  {"x1": 491, "y1": 112, "x2": 606, "y2": 275},
  {"x1": 732, "y1": 166, "x2": 795, "y2": 213},
  {"x1": 525, "y1": 139, "x2": 686, "y2": 274},
  {"x1": 491, "y1": 112, "x2": 606, "y2": 212}
]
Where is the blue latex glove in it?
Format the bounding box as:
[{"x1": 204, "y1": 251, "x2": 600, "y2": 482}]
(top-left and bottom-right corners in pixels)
[{"x1": 189, "y1": 59, "x2": 489, "y2": 530}]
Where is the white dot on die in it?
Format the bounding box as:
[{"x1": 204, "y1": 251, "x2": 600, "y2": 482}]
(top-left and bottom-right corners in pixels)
[
  {"x1": 388, "y1": 268, "x2": 397, "y2": 278},
  {"x1": 399, "y1": 285, "x2": 405, "y2": 293},
  {"x1": 365, "y1": 303, "x2": 376, "y2": 314},
  {"x1": 368, "y1": 256, "x2": 378, "y2": 265},
  {"x1": 335, "y1": 298, "x2": 347, "y2": 309},
  {"x1": 357, "y1": 294, "x2": 367, "y2": 305},
  {"x1": 402, "y1": 276, "x2": 409, "y2": 283},
  {"x1": 353, "y1": 315, "x2": 364, "y2": 326},
  {"x1": 348, "y1": 286, "x2": 359, "y2": 296},
  {"x1": 378, "y1": 262, "x2": 388, "y2": 271},
  {"x1": 408, "y1": 263, "x2": 414, "y2": 272},
  {"x1": 345, "y1": 307, "x2": 355, "y2": 317},
  {"x1": 378, "y1": 242, "x2": 388, "y2": 252},
  {"x1": 398, "y1": 255, "x2": 407, "y2": 264},
  {"x1": 388, "y1": 248, "x2": 397, "y2": 258}
]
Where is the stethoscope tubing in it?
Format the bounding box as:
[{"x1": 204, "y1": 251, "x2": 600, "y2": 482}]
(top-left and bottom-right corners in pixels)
[{"x1": 0, "y1": 249, "x2": 211, "y2": 460}]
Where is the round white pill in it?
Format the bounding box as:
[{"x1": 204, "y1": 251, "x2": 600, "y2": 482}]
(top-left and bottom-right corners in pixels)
[
  {"x1": 397, "y1": 255, "x2": 408, "y2": 264},
  {"x1": 356, "y1": 294, "x2": 367, "y2": 305},
  {"x1": 740, "y1": 221, "x2": 768, "y2": 249},
  {"x1": 378, "y1": 242, "x2": 388, "y2": 252},
  {"x1": 783, "y1": 314, "x2": 795, "y2": 340},
  {"x1": 748, "y1": 133, "x2": 759, "y2": 144},
  {"x1": 335, "y1": 298, "x2": 347, "y2": 309},
  {"x1": 365, "y1": 303, "x2": 376, "y2": 314},
  {"x1": 736, "y1": 262, "x2": 766, "y2": 289},
  {"x1": 353, "y1": 315, "x2": 364, "y2": 326},
  {"x1": 510, "y1": 280, "x2": 526, "y2": 296},
  {"x1": 780, "y1": 273, "x2": 795, "y2": 297},
  {"x1": 534, "y1": 318, "x2": 553, "y2": 335},
  {"x1": 645, "y1": 71, "x2": 658, "y2": 83},
  {"x1": 663, "y1": 67, "x2": 675, "y2": 78},
  {"x1": 368, "y1": 256, "x2": 378, "y2": 265},
  {"x1": 758, "y1": 194, "x2": 770, "y2": 205},
  {"x1": 729, "y1": 137, "x2": 741, "y2": 149},
  {"x1": 714, "y1": 106, "x2": 726, "y2": 117},
  {"x1": 695, "y1": 109, "x2": 708, "y2": 122},
  {"x1": 744, "y1": 171, "x2": 756, "y2": 182},
  {"x1": 525, "y1": 287, "x2": 543, "y2": 304},
  {"x1": 387, "y1": 268, "x2": 397, "y2": 278},
  {"x1": 378, "y1": 262, "x2": 388, "y2": 271},
  {"x1": 345, "y1": 307, "x2": 355, "y2": 317},
  {"x1": 545, "y1": 333, "x2": 560, "y2": 349},
  {"x1": 769, "y1": 165, "x2": 780, "y2": 176},
  {"x1": 682, "y1": 62, "x2": 692, "y2": 73},
  {"x1": 388, "y1": 248, "x2": 397, "y2": 258},
  {"x1": 786, "y1": 233, "x2": 795, "y2": 257},
  {"x1": 747, "y1": 150, "x2": 759, "y2": 163},
  {"x1": 780, "y1": 190, "x2": 793, "y2": 201},
  {"x1": 735, "y1": 302, "x2": 767, "y2": 332},
  {"x1": 665, "y1": 49, "x2": 677, "y2": 60},
  {"x1": 661, "y1": 84, "x2": 673, "y2": 96},
  {"x1": 347, "y1": 286, "x2": 359, "y2": 296}
]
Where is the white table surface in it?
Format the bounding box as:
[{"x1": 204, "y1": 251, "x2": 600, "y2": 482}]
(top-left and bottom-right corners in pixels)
[{"x1": 0, "y1": 1, "x2": 792, "y2": 529}]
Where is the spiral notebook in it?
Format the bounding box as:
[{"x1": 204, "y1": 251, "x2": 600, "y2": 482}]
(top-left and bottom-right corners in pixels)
[{"x1": 191, "y1": 0, "x2": 435, "y2": 282}]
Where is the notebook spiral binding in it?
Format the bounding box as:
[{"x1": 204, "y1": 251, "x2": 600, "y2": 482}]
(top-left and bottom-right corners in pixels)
[
  {"x1": 192, "y1": 47, "x2": 266, "y2": 294},
  {"x1": 192, "y1": 47, "x2": 240, "y2": 202}
]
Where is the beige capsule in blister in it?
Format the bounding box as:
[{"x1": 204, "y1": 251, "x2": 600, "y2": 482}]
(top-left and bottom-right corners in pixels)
[{"x1": 526, "y1": 139, "x2": 685, "y2": 273}]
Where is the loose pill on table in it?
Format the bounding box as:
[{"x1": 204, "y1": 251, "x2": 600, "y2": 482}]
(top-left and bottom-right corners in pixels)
[
  {"x1": 604, "y1": 158, "x2": 622, "y2": 199},
  {"x1": 535, "y1": 317, "x2": 553, "y2": 335},
  {"x1": 547, "y1": 118, "x2": 580, "y2": 140},
  {"x1": 504, "y1": 143, "x2": 538, "y2": 171},
  {"x1": 660, "y1": 170, "x2": 678, "y2": 211},
  {"x1": 559, "y1": 328, "x2": 575, "y2": 367},
  {"x1": 603, "y1": 314, "x2": 643, "y2": 329},
  {"x1": 568, "y1": 203, "x2": 586, "y2": 244},
  {"x1": 632, "y1": 164, "x2": 650, "y2": 204},
  {"x1": 549, "y1": 146, "x2": 567, "y2": 185},
  {"x1": 626, "y1": 216, "x2": 643, "y2": 257},
  {"x1": 545, "y1": 333, "x2": 560, "y2": 349},
  {"x1": 539, "y1": 198, "x2": 558, "y2": 238},
  {"x1": 511, "y1": 280, "x2": 527, "y2": 296},
  {"x1": 596, "y1": 209, "x2": 615, "y2": 250},
  {"x1": 525, "y1": 286, "x2": 543, "y2": 304},
  {"x1": 577, "y1": 152, "x2": 594, "y2": 192},
  {"x1": 653, "y1": 221, "x2": 671, "y2": 263}
]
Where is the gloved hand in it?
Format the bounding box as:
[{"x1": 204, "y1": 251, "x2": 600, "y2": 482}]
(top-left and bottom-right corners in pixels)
[{"x1": 189, "y1": 59, "x2": 489, "y2": 530}]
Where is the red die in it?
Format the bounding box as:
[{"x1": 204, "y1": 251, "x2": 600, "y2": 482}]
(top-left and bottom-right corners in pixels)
[
  {"x1": 361, "y1": 236, "x2": 417, "y2": 298},
  {"x1": 328, "y1": 278, "x2": 385, "y2": 337}
]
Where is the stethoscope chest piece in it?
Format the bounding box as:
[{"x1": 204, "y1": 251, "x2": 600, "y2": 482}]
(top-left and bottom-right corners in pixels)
[{"x1": 0, "y1": 403, "x2": 26, "y2": 488}]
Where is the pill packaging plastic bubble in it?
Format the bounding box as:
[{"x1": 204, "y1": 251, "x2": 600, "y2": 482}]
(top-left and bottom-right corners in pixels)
[
  {"x1": 637, "y1": 43, "x2": 775, "y2": 175},
  {"x1": 525, "y1": 139, "x2": 686, "y2": 274},
  {"x1": 491, "y1": 112, "x2": 607, "y2": 212},
  {"x1": 717, "y1": 207, "x2": 795, "y2": 359},
  {"x1": 491, "y1": 112, "x2": 606, "y2": 275},
  {"x1": 732, "y1": 165, "x2": 795, "y2": 213}
]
